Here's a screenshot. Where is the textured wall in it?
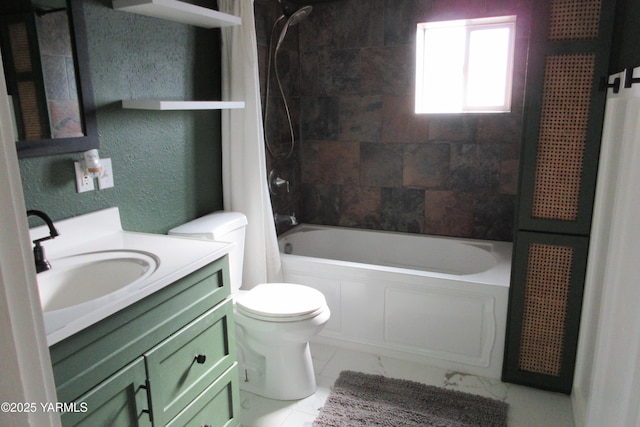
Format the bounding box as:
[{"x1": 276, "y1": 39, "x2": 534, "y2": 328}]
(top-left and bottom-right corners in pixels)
[
  {"x1": 19, "y1": 0, "x2": 223, "y2": 233},
  {"x1": 256, "y1": 0, "x2": 532, "y2": 241}
]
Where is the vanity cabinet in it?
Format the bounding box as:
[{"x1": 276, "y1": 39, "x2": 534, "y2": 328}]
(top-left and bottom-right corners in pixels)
[{"x1": 50, "y1": 256, "x2": 240, "y2": 427}]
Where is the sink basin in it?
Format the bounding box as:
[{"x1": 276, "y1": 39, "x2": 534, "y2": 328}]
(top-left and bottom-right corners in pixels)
[{"x1": 38, "y1": 250, "x2": 159, "y2": 333}]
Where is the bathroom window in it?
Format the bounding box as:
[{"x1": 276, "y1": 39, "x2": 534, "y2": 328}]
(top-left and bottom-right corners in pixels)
[{"x1": 415, "y1": 15, "x2": 516, "y2": 114}]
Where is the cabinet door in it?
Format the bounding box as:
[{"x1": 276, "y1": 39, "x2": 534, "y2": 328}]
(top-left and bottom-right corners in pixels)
[
  {"x1": 145, "y1": 299, "x2": 236, "y2": 426},
  {"x1": 503, "y1": 232, "x2": 589, "y2": 393},
  {"x1": 61, "y1": 357, "x2": 151, "y2": 427}
]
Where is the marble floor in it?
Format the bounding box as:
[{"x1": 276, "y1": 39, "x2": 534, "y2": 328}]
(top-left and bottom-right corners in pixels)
[{"x1": 239, "y1": 342, "x2": 575, "y2": 427}]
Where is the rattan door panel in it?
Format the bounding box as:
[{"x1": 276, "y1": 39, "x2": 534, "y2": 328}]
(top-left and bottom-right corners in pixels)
[{"x1": 503, "y1": 232, "x2": 589, "y2": 393}]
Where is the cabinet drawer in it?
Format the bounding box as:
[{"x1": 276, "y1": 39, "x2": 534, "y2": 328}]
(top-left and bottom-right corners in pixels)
[
  {"x1": 61, "y1": 357, "x2": 151, "y2": 427},
  {"x1": 146, "y1": 299, "x2": 236, "y2": 426},
  {"x1": 166, "y1": 364, "x2": 240, "y2": 427}
]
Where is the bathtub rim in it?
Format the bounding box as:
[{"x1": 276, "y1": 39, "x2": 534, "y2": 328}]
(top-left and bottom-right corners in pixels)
[{"x1": 278, "y1": 224, "x2": 512, "y2": 288}]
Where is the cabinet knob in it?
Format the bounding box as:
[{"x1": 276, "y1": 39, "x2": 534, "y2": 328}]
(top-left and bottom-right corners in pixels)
[
  {"x1": 201, "y1": 424, "x2": 212, "y2": 427},
  {"x1": 195, "y1": 354, "x2": 207, "y2": 364}
]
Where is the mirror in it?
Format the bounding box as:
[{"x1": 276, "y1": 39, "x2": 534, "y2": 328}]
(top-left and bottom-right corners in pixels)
[{"x1": 0, "y1": 0, "x2": 97, "y2": 158}]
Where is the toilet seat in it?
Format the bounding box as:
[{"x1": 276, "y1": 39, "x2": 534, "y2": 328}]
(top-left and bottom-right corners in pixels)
[{"x1": 236, "y1": 283, "x2": 327, "y2": 322}]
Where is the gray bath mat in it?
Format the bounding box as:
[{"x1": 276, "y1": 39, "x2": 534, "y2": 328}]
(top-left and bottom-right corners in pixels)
[{"x1": 314, "y1": 370, "x2": 508, "y2": 427}]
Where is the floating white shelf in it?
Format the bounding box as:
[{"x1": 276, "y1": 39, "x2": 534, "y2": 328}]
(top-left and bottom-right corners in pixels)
[
  {"x1": 121, "y1": 100, "x2": 245, "y2": 110},
  {"x1": 112, "y1": 0, "x2": 241, "y2": 28}
]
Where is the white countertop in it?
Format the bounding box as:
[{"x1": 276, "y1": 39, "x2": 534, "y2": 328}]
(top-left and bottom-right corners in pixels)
[{"x1": 29, "y1": 208, "x2": 230, "y2": 346}]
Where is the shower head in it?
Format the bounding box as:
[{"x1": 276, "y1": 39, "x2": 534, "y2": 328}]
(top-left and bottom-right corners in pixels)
[
  {"x1": 286, "y1": 5, "x2": 312, "y2": 26},
  {"x1": 275, "y1": 5, "x2": 312, "y2": 51}
]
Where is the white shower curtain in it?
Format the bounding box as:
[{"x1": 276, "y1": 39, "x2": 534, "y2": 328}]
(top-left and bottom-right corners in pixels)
[{"x1": 219, "y1": 0, "x2": 282, "y2": 288}]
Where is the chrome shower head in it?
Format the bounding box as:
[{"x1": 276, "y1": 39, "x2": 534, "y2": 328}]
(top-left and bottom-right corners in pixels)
[
  {"x1": 275, "y1": 5, "x2": 312, "y2": 51},
  {"x1": 286, "y1": 5, "x2": 312, "y2": 26}
]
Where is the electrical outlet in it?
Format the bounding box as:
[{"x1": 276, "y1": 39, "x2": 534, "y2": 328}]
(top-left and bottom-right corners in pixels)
[
  {"x1": 97, "y1": 158, "x2": 114, "y2": 190},
  {"x1": 74, "y1": 161, "x2": 95, "y2": 193}
]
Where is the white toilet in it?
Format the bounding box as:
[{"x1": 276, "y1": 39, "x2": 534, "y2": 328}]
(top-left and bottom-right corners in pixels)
[{"x1": 169, "y1": 212, "x2": 330, "y2": 400}]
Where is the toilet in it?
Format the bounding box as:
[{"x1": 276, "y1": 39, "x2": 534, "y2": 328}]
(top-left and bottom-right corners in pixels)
[{"x1": 169, "y1": 212, "x2": 330, "y2": 400}]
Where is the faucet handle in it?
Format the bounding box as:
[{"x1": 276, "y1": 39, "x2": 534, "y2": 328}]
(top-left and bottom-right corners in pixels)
[
  {"x1": 274, "y1": 177, "x2": 290, "y2": 193},
  {"x1": 268, "y1": 169, "x2": 291, "y2": 194},
  {"x1": 32, "y1": 241, "x2": 52, "y2": 273}
]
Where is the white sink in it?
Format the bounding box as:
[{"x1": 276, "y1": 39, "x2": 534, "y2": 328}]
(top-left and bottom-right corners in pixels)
[
  {"x1": 38, "y1": 250, "x2": 159, "y2": 334},
  {"x1": 29, "y1": 207, "x2": 231, "y2": 346}
]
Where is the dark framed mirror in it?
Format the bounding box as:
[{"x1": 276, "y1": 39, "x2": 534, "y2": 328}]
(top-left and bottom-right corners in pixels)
[{"x1": 0, "y1": 0, "x2": 97, "y2": 158}]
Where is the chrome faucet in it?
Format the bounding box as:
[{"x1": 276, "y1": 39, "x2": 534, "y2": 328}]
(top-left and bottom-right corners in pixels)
[
  {"x1": 27, "y1": 210, "x2": 59, "y2": 273},
  {"x1": 274, "y1": 213, "x2": 298, "y2": 226}
]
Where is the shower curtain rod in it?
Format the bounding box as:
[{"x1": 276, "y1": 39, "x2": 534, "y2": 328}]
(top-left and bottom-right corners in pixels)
[{"x1": 600, "y1": 67, "x2": 640, "y2": 93}]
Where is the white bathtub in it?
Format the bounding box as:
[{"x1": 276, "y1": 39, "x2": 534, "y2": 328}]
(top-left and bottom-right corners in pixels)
[{"x1": 278, "y1": 224, "x2": 512, "y2": 379}]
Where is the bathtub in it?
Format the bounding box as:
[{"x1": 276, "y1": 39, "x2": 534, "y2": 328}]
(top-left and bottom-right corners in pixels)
[{"x1": 278, "y1": 224, "x2": 512, "y2": 379}]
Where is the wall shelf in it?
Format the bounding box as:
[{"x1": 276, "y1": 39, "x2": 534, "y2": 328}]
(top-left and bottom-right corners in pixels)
[
  {"x1": 121, "y1": 100, "x2": 245, "y2": 110},
  {"x1": 112, "y1": 0, "x2": 241, "y2": 28},
  {"x1": 114, "y1": 1, "x2": 244, "y2": 112}
]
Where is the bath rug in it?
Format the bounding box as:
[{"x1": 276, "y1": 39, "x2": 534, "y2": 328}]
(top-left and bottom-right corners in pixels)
[{"x1": 313, "y1": 370, "x2": 508, "y2": 427}]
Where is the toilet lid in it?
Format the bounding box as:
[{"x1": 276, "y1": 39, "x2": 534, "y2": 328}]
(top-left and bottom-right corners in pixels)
[{"x1": 235, "y1": 283, "x2": 327, "y2": 321}]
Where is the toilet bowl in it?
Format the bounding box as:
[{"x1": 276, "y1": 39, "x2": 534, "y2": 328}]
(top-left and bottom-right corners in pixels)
[
  {"x1": 169, "y1": 212, "x2": 330, "y2": 400},
  {"x1": 235, "y1": 283, "x2": 330, "y2": 399}
]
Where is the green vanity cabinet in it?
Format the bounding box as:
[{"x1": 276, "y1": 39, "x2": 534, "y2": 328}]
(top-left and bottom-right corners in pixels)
[{"x1": 49, "y1": 256, "x2": 241, "y2": 427}]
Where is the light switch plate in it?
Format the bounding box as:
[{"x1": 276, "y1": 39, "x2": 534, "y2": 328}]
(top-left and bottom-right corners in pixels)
[
  {"x1": 97, "y1": 158, "x2": 114, "y2": 190},
  {"x1": 74, "y1": 161, "x2": 95, "y2": 193}
]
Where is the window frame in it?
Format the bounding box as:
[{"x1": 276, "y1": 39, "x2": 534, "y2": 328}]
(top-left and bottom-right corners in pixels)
[{"x1": 415, "y1": 15, "x2": 517, "y2": 114}]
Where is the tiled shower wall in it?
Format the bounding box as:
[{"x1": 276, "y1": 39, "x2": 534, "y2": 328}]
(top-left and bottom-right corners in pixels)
[{"x1": 255, "y1": 0, "x2": 532, "y2": 241}]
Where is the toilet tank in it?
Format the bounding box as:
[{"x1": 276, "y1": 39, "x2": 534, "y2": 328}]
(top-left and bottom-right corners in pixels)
[{"x1": 168, "y1": 212, "x2": 248, "y2": 292}]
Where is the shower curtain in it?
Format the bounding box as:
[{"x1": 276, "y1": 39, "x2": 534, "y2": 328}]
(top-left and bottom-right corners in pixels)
[{"x1": 219, "y1": 0, "x2": 283, "y2": 288}]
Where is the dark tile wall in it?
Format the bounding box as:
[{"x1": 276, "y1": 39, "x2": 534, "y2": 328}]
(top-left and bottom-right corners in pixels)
[{"x1": 255, "y1": 0, "x2": 532, "y2": 241}]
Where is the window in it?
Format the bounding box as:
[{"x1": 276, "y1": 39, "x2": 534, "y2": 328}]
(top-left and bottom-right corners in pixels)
[{"x1": 415, "y1": 15, "x2": 516, "y2": 114}]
